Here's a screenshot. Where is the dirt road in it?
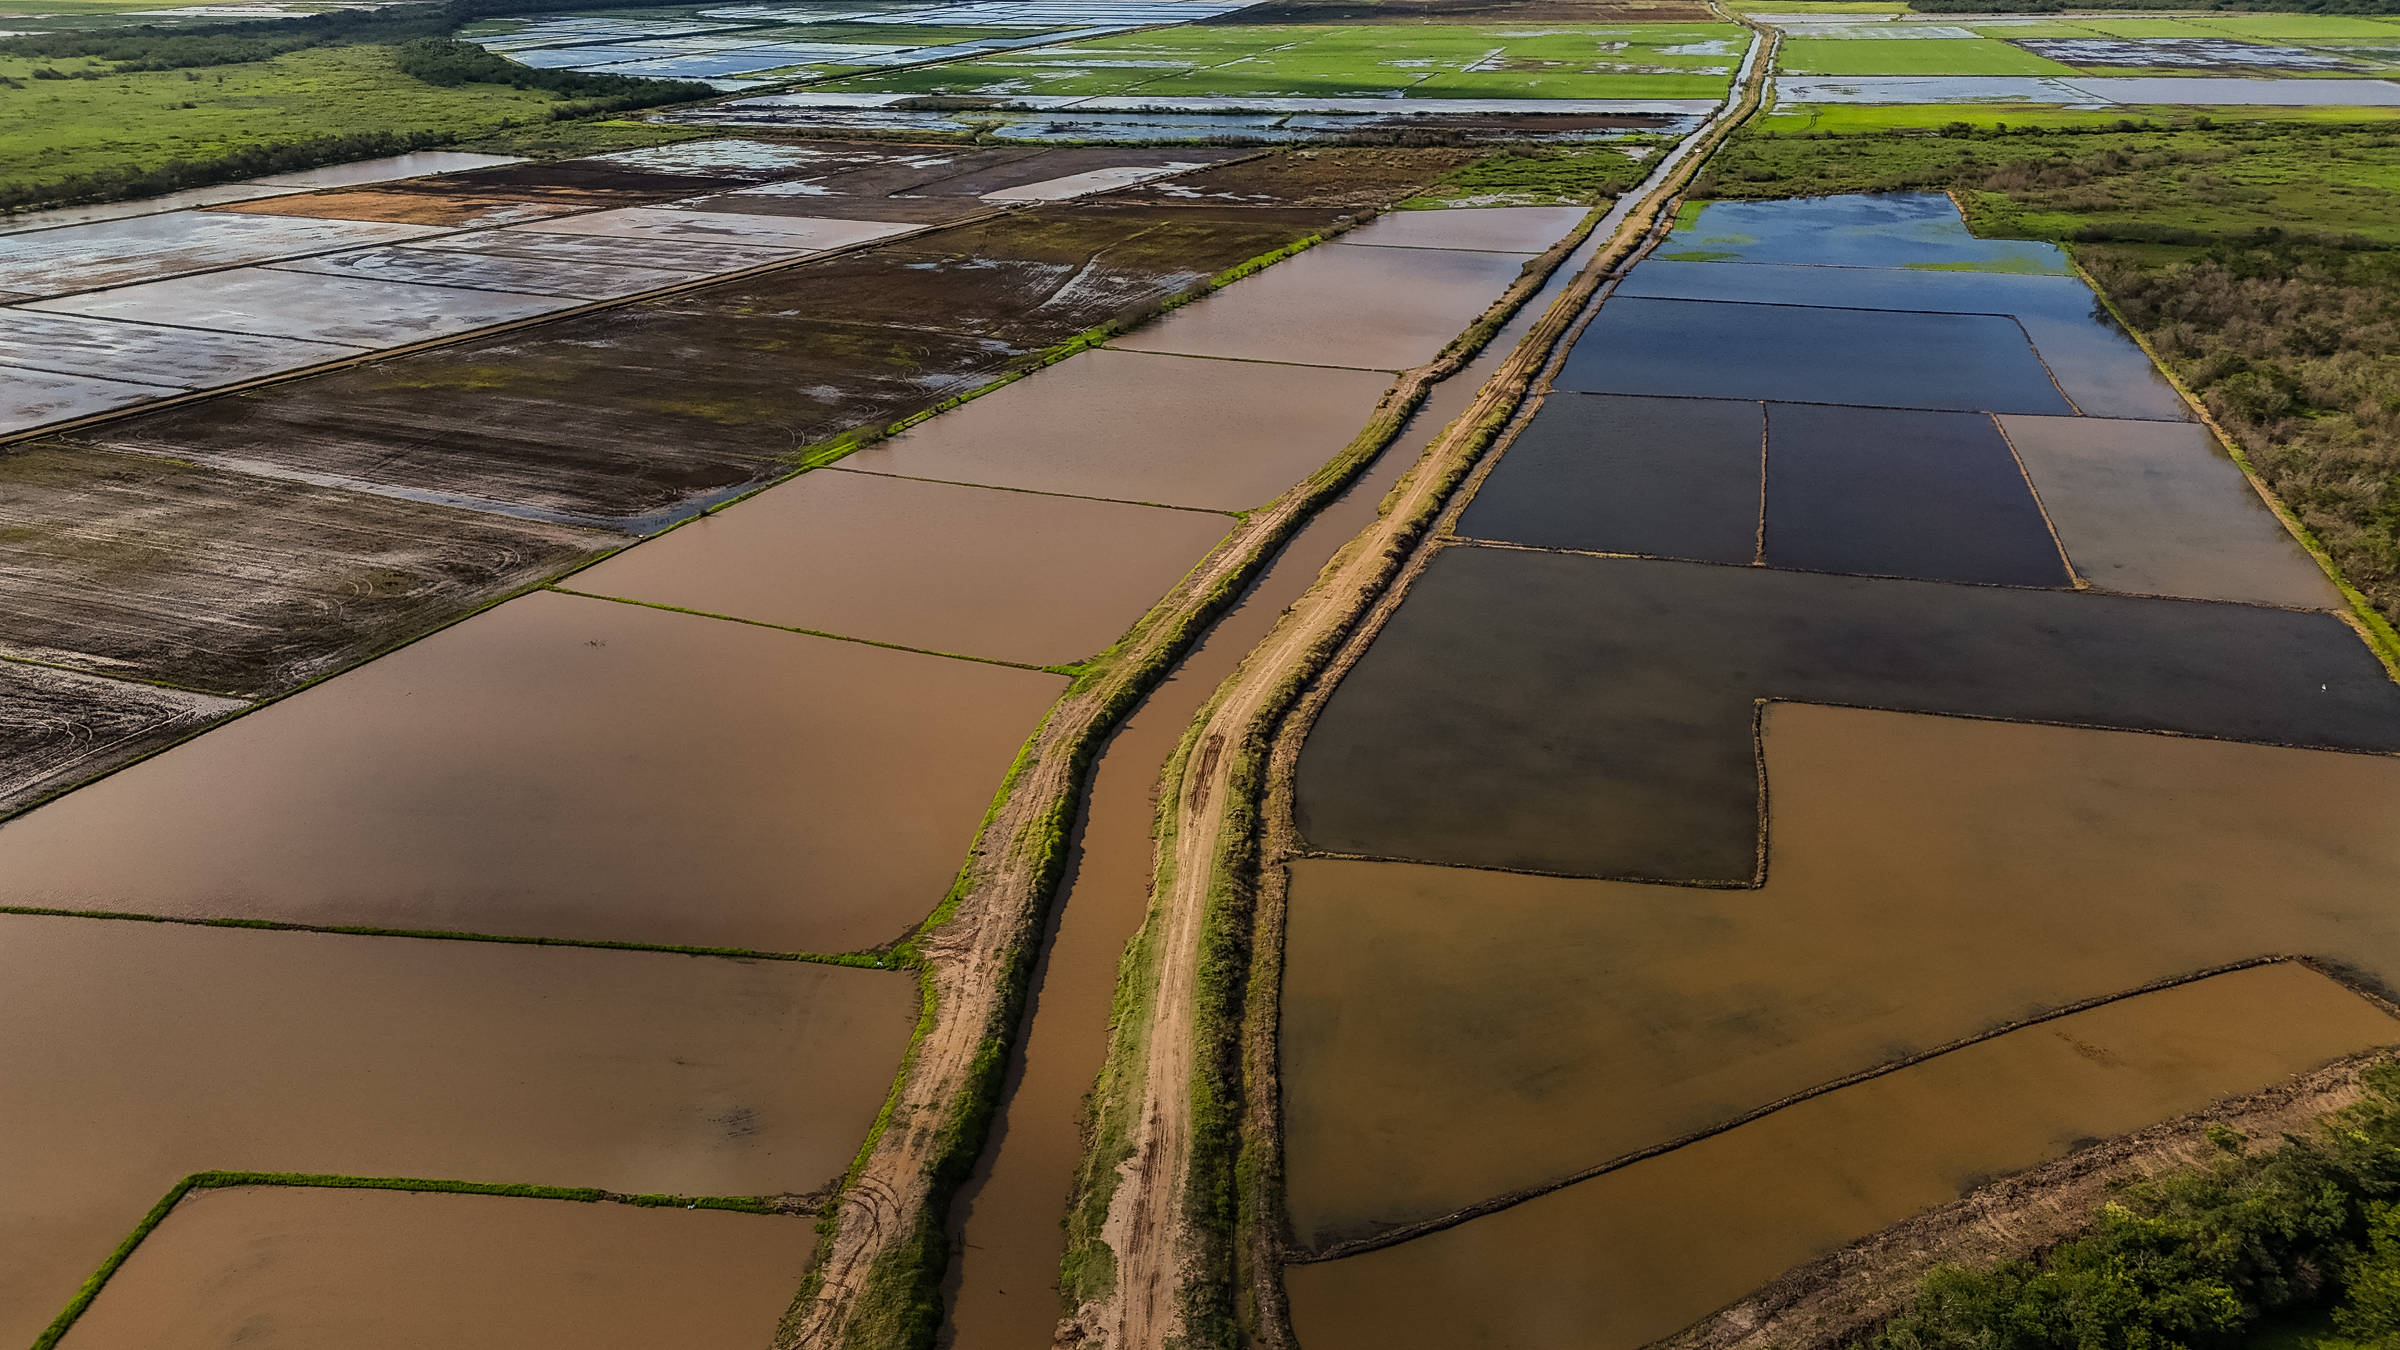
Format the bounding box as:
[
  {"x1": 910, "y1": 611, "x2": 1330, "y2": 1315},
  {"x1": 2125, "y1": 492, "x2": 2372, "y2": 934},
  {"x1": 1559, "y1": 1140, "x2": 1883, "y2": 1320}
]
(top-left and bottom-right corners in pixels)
[{"x1": 1069, "y1": 26, "x2": 1779, "y2": 1350}]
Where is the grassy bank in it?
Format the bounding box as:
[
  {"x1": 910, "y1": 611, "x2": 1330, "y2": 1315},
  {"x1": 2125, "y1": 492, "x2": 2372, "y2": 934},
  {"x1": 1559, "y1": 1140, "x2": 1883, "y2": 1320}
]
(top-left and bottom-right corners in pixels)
[
  {"x1": 1858, "y1": 1062, "x2": 2400, "y2": 1350},
  {"x1": 1693, "y1": 117, "x2": 2400, "y2": 642}
]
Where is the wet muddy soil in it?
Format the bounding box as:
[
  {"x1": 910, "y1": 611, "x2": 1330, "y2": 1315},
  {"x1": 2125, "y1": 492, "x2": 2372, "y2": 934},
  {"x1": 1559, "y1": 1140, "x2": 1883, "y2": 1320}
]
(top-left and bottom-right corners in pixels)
[
  {"x1": 842, "y1": 347, "x2": 1395, "y2": 511},
  {"x1": 1114, "y1": 147, "x2": 1479, "y2": 210},
  {"x1": 67, "y1": 203, "x2": 1342, "y2": 525},
  {"x1": 57, "y1": 1187, "x2": 814, "y2": 1350},
  {"x1": 1284, "y1": 961, "x2": 2399, "y2": 1347},
  {"x1": 1281, "y1": 704, "x2": 2400, "y2": 1242},
  {"x1": 0, "y1": 442, "x2": 612, "y2": 698},
  {"x1": 1556, "y1": 296, "x2": 2074, "y2": 414},
  {"x1": 0, "y1": 590, "x2": 1063, "y2": 952},
  {"x1": 0, "y1": 912, "x2": 912, "y2": 1349},
  {"x1": 0, "y1": 661, "x2": 240, "y2": 815},
  {"x1": 1295, "y1": 548, "x2": 2400, "y2": 878},
  {"x1": 266, "y1": 246, "x2": 696, "y2": 301},
  {"x1": 571, "y1": 468, "x2": 1232, "y2": 667}
]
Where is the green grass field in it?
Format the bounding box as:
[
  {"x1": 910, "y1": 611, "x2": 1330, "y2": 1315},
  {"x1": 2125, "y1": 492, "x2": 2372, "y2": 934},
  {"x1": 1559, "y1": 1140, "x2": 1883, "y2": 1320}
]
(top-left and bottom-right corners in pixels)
[
  {"x1": 815, "y1": 22, "x2": 1750, "y2": 101},
  {"x1": 1757, "y1": 101, "x2": 2400, "y2": 134},
  {"x1": 0, "y1": 43, "x2": 570, "y2": 203}
]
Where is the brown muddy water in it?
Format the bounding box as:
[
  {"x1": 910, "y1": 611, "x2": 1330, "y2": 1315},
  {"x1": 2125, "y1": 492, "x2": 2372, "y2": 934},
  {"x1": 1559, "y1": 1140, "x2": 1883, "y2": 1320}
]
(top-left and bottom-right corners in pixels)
[
  {"x1": 1280, "y1": 703, "x2": 2400, "y2": 1244},
  {"x1": 1110, "y1": 237, "x2": 1535, "y2": 371},
  {"x1": 840, "y1": 348, "x2": 1397, "y2": 512},
  {"x1": 0, "y1": 589, "x2": 1063, "y2": 953},
  {"x1": 2001, "y1": 413, "x2": 2341, "y2": 608},
  {"x1": 936, "y1": 306, "x2": 1537, "y2": 1346},
  {"x1": 1285, "y1": 962, "x2": 2400, "y2": 1350},
  {"x1": 58, "y1": 1186, "x2": 812, "y2": 1350},
  {"x1": 0, "y1": 912, "x2": 912, "y2": 1349},
  {"x1": 572, "y1": 468, "x2": 1233, "y2": 669}
]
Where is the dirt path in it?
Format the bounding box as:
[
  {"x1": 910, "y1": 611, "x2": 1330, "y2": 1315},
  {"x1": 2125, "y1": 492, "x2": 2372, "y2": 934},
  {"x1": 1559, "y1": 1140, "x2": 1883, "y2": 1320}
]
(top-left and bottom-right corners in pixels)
[{"x1": 1069, "y1": 25, "x2": 1779, "y2": 1350}]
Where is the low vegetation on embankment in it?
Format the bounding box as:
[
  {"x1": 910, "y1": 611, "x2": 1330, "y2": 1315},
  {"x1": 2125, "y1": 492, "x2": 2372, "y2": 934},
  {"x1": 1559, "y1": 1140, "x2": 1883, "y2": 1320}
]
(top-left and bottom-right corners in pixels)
[
  {"x1": 1694, "y1": 117, "x2": 2400, "y2": 639},
  {"x1": 0, "y1": 5, "x2": 708, "y2": 212},
  {"x1": 1857, "y1": 1062, "x2": 2400, "y2": 1350}
]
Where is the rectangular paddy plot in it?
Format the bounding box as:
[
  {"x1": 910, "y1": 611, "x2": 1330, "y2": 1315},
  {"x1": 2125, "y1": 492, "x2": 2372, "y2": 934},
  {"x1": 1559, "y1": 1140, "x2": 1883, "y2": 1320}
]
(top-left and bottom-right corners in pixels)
[
  {"x1": 1280, "y1": 705, "x2": 2400, "y2": 1243},
  {"x1": 840, "y1": 347, "x2": 1395, "y2": 510},
  {"x1": 71, "y1": 202, "x2": 1344, "y2": 525},
  {"x1": 1615, "y1": 254, "x2": 2190, "y2": 421},
  {"x1": 1111, "y1": 215, "x2": 1547, "y2": 370},
  {"x1": 1456, "y1": 393, "x2": 1765, "y2": 563},
  {"x1": 55, "y1": 1187, "x2": 811, "y2": 1350},
  {"x1": 0, "y1": 210, "x2": 447, "y2": 300},
  {"x1": 1294, "y1": 548, "x2": 2400, "y2": 880},
  {"x1": 265, "y1": 245, "x2": 699, "y2": 301},
  {"x1": 0, "y1": 308, "x2": 357, "y2": 388},
  {"x1": 2001, "y1": 414, "x2": 2338, "y2": 608},
  {"x1": 0, "y1": 367, "x2": 174, "y2": 435},
  {"x1": 0, "y1": 589, "x2": 1062, "y2": 953},
  {"x1": 0, "y1": 661, "x2": 240, "y2": 816},
  {"x1": 569, "y1": 468, "x2": 1231, "y2": 668},
  {"x1": 1762, "y1": 403, "x2": 2068, "y2": 586},
  {"x1": 0, "y1": 913, "x2": 912, "y2": 1350},
  {"x1": 27, "y1": 267, "x2": 574, "y2": 348},
  {"x1": 1284, "y1": 961, "x2": 2400, "y2": 1346},
  {"x1": 1554, "y1": 295, "x2": 2073, "y2": 413},
  {"x1": 0, "y1": 442, "x2": 613, "y2": 699},
  {"x1": 1659, "y1": 192, "x2": 2069, "y2": 273}
]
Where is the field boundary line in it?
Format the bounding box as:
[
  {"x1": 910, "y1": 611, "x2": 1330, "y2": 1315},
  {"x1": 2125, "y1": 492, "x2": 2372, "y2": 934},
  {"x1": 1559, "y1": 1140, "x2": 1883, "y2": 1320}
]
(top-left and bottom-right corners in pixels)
[{"x1": 28, "y1": 1170, "x2": 806, "y2": 1350}]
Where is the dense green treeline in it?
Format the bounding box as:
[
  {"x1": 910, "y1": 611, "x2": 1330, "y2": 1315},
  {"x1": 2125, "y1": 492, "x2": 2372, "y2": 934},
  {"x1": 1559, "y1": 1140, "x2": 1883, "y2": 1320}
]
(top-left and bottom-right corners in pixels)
[{"x1": 1862, "y1": 1066, "x2": 2400, "y2": 1350}]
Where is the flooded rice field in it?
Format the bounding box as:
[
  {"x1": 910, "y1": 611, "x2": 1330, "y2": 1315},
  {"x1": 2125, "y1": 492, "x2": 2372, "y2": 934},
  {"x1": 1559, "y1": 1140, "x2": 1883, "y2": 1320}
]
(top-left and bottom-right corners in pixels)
[
  {"x1": 843, "y1": 348, "x2": 1394, "y2": 510},
  {"x1": 1616, "y1": 257, "x2": 2190, "y2": 421},
  {"x1": 0, "y1": 590, "x2": 1063, "y2": 952},
  {"x1": 1286, "y1": 961, "x2": 2400, "y2": 1349},
  {"x1": 1283, "y1": 705, "x2": 2400, "y2": 1245},
  {"x1": 0, "y1": 912, "x2": 911, "y2": 1347},
  {"x1": 1295, "y1": 549, "x2": 2399, "y2": 879},
  {"x1": 569, "y1": 467, "x2": 1233, "y2": 667},
  {"x1": 1556, "y1": 296, "x2": 2074, "y2": 413},
  {"x1": 1112, "y1": 211, "x2": 1547, "y2": 369},
  {"x1": 0, "y1": 309, "x2": 356, "y2": 388},
  {"x1": 2001, "y1": 415, "x2": 2337, "y2": 606},
  {"x1": 29, "y1": 267, "x2": 572, "y2": 348},
  {"x1": 0, "y1": 211, "x2": 445, "y2": 300},
  {"x1": 0, "y1": 442, "x2": 611, "y2": 697},
  {"x1": 57, "y1": 1187, "x2": 813, "y2": 1350},
  {"x1": 265, "y1": 245, "x2": 698, "y2": 300},
  {"x1": 1275, "y1": 191, "x2": 2400, "y2": 1347}
]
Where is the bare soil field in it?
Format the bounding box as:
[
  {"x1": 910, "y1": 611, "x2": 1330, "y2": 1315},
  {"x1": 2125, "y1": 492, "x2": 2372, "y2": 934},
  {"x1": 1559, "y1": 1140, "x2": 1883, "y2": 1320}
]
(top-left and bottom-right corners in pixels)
[
  {"x1": 1283, "y1": 963, "x2": 2400, "y2": 1350},
  {"x1": 0, "y1": 912, "x2": 913, "y2": 1349},
  {"x1": 64, "y1": 202, "x2": 1346, "y2": 526},
  {"x1": 1114, "y1": 147, "x2": 1479, "y2": 210},
  {"x1": 57, "y1": 1186, "x2": 814, "y2": 1350},
  {"x1": 0, "y1": 442, "x2": 611, "y2": 698},
  {"x1": 0, "y1": 660, "x2": 238, "y2": 815}
]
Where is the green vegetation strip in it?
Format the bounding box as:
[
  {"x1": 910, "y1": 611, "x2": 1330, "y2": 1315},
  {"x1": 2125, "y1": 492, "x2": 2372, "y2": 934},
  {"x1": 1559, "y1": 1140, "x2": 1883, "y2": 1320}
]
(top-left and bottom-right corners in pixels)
[
  {"x1": 33, "y1": 1170, "x2": 793, "y2": 1350},
  {"x1": 1857, "y1": 1060, "x2": 2400, "y2": 1350}
]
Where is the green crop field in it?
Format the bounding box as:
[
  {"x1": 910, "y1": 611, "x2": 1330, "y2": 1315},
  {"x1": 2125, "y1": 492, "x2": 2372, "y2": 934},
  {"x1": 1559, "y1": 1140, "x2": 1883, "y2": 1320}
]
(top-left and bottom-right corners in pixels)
[
  {"x1": 1776, "y1": 36, "x2": 2079, "y2": 76},
  {"x1": 1757, "y1": 101, "x2": 2400, "y2": 134},
  {"x1": 0, "y1": 44, "x2": 569, "y2": 204},
  {"x1": 816, "y1": 22, "x2": 1750, "y2": 101}
]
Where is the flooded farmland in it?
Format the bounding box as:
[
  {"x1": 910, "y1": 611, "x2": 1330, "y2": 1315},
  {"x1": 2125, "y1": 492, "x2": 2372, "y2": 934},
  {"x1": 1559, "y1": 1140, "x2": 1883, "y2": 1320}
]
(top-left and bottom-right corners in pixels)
[
  {"x1": 570, "y1": 467, "x2": 1233, "y2": 668},
  {"x1": 0, "y1": 913, "x2": 911, "y2": 1347},
  {"x1": 0, "y1": 590, "x2": 1064, "y2": 952},
  {"x1": 57, "y1": 1187, "x2": 813, "y2": 1350},
  {"x1": 1286, "y1": 962, "x2": 2400, "y2": 1350},
  {"x1": 1271, "y1": 190, "x2": 2400, "y2": 1349}
]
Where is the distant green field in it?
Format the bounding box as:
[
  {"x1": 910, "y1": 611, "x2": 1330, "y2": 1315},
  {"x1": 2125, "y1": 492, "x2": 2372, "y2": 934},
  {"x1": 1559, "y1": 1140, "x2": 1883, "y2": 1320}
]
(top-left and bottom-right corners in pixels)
[
  {"x1": 1776, "y1": 35, "x2": 2078, "y2": 76},
  {"x1": 816, "y1": 22, "x2": 1750, "y2": 100},
  {"x1": 0, "y1": 43, "x2": 566, "y2": 202},
  {"x1": 1757, "y1": 100, "x2": 2400, "y2": 133}
]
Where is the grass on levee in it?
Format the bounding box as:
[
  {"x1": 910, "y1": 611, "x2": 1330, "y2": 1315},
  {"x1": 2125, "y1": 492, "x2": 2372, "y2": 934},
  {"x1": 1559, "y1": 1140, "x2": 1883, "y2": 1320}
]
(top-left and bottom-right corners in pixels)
[
  {"x1": 0, "y1": 43, "x2": 565, "y2": 204},
  {"x1": 1691, "y1": 114, "x2": 2400, "y2": 648}
]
